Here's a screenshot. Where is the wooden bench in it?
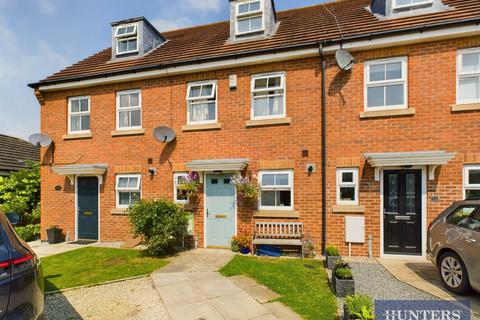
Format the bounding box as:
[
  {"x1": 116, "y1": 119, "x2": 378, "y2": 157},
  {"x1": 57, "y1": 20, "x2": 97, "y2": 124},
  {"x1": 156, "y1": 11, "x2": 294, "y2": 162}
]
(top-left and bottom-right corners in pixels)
[{"x1": 252, "y1": 222, "x2": 304, "y2": 258}]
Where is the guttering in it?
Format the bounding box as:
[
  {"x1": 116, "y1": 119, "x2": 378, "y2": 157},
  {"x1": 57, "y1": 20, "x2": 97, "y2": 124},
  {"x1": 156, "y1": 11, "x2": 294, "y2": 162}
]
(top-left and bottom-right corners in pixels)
[{"x1": 30, "y1": 18, "x2": 480, "y2": 91}]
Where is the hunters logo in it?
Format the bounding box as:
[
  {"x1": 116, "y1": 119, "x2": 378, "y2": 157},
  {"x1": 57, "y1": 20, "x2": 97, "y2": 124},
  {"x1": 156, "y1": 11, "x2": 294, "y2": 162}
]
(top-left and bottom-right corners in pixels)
[{"x1": 375, "y1": 300, "x2": 471, "y2": 320}]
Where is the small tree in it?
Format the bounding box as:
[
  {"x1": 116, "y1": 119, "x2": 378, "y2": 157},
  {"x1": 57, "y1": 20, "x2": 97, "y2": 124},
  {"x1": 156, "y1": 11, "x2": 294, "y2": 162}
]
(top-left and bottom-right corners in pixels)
[{"x1": 127, "y1": 199, "x2": 190, "y2": 255}]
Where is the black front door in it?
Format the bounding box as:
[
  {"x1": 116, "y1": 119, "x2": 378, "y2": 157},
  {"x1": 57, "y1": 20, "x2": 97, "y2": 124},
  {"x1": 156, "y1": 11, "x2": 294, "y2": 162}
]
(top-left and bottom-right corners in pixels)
[
  {"x1": 77, "y1": 177, "x2": 99, "y2": 240},
  {"x1": 384, "y1": 170, "x2": 422, "y2": 255}
]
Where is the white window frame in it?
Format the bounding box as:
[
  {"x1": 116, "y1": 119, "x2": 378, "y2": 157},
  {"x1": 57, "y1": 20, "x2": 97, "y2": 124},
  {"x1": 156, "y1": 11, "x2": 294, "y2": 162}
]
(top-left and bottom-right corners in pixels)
[
  {"x1": 456, "y1": 48, "x2": 480, "y2": 105},
  {"x1": 463, "y1": 165, "x2": 480, "y2": 200},
  {"x1": 116, "y1": 174, "x2": 141, "y2": 209},
  {"x1": 336, "y1": 168, "x2": 359, "y2": 206},
  {"x1": 174, "y1": 172, "x2": 189, "y2": 204},
  {"x1": 115, "y1": 23, "x2": 138, "y2": 55},
  {"x1": 259, "y1": 170, "x2": 294, "y2": 211},
  {"x1": 393, "y1": 0, "x2": 433, "y2": 10},
  {"x1": 364, "y1": 57, "x2": 408, "y2": 112},
  {"x1": 68, "y1": 96, "x2": 90, "y2": 134},
  {"x1": 186, "y1": 80, "x2": 218, "y2": 125},
  {"x1": 116, "y1": 89, "x2": 142, "y2": 131},
  {"x1": 251, "y1": 72, "x2": 286, "y2": 120},
  {"x1": 235, "y1": 0, "x2": 265, "y2": 36}
]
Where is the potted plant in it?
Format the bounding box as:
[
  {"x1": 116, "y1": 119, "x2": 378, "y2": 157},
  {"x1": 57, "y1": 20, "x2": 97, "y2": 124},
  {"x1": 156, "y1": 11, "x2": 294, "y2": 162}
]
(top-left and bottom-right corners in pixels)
[
  {"x1": 326, "y1": 245, "x2": 342, "y2": 269},
  {"x1": 232, "y1": 234, "x2": 250, "y2": 254},
  {"x1": 177, "y1": 172, "x2": 200, "y2": 200},
  {"x1": 344, "y1": 294, "x2": 374, "y2": 320},
  {"x1": 46, "y1": 225, "x2": 63, "y2": 244},
  {"x1": 333, "y1": 261, "x2": 355, "y2": 297},
  {"x1": 231, "y1": 173, "x2": 259, "y2": 205}
]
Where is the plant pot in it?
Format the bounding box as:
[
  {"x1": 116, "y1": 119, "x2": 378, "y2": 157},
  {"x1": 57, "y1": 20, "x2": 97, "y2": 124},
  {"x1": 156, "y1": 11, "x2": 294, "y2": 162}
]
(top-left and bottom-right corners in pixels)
[
  {"x1": 46, "y1": 227, "x2": 63, "y2": 244},
  {"x1": 333, "y1": 275, "x2": 355, "y2": 298},
  {"x1": 240, "y1": 247, "x2": 251, "y2": 254},
  {"x1": 326, "y1": 255, "x2": 342, "y2": 269},
  {"x1": 231, "y1": 241, "x2": 240, "y2": 252}
]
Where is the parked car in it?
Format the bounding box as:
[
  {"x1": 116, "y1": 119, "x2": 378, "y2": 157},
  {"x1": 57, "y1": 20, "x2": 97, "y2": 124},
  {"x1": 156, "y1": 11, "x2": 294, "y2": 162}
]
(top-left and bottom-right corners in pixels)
[
  {"x1": 427, "y1": 200, "x2": 480, "y2": 294},
  {"x1": 0, "y1": 211, "x2": 44, "y2": 319}
]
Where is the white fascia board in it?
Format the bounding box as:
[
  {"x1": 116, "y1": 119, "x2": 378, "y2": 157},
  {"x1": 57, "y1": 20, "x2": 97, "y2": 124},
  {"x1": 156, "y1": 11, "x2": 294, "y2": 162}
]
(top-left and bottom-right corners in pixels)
[{"x1": 38, "y1": 24, "x2": 480, "y2": 92}]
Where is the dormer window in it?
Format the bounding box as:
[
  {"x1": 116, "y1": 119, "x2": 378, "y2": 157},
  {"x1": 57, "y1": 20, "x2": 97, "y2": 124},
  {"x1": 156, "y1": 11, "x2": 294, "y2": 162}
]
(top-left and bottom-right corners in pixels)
[
  {"x1": 115, "y1": 24, "x2": 138, "y2": 55},
  {"x1": 393, "y1": 0, "x2": 433, "y2": 9},
  {"x1": 236, "y1": 0, "x2": 264, "y2": 35}
]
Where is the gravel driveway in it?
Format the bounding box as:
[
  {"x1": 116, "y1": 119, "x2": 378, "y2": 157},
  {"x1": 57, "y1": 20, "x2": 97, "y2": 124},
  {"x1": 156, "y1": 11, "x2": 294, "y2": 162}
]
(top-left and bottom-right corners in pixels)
[{"x1": 45, "y1": 277, "x2": 170, "y2": 320}]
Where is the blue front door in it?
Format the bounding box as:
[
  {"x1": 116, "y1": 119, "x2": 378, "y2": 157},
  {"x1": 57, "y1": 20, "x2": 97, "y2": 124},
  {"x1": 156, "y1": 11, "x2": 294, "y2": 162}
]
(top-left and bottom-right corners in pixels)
[
  {"x1": 205, "y1": 174, "x2": 236, "y2": 247},
  {"x1": 77, "y1": 177, "x2": 99, "y2": 240}
]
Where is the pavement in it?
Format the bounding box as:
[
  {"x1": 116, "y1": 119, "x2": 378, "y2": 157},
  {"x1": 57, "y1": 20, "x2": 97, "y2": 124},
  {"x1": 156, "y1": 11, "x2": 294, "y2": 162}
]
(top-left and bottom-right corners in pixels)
[
  {"x1": 379, "y1": 258, "x2": 480, "y2": 317},
  {"x1": 151, "y1": 249, "x2": 302, "y2": 320}
]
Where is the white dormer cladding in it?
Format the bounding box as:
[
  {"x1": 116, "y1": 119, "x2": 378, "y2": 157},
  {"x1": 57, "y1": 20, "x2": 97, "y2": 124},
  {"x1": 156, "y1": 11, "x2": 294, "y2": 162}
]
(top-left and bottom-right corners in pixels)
[
  {"x1": 229, "y1": 0, "x2": 277, "y2": 40},
  {"x1": 111, "y1": 17, "x2": 165, "y2": 60},
  {"x1": 370, "y1": 0, "x2": 449, "y2": 19}
]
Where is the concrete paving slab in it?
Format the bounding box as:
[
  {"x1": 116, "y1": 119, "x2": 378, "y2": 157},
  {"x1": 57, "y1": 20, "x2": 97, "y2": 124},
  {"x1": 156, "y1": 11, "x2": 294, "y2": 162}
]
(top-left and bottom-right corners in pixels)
[
  {"x1": 211, "y1": 291, "x2": 271, "y2": 320},
  {"x1": 264, "y1": 302, "x2": 303, "y2": 320},
  {"x1": 168, "y1": 300, "x2": 225, "y2": 320},
  {"x1": 156, "y1": 281, "x2": 206, "y2": 307}
]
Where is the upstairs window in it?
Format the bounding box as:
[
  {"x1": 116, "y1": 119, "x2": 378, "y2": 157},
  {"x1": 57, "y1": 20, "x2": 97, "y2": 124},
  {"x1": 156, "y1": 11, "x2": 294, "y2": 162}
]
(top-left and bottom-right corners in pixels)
[
  {"x1": 259, "y1": 170, "x2": 293, "y2": 211},
  {"x1": 115, "y1": 24, "x2": 138, "y2": 55},
  {"x1": 394, "y1": 0, "x2": 433, "y2": 9},
  {"x1": 117, "y1": 90, "x2": 141, "y2": 130},
  {"x1": 365, "y1": 57, "x2": 408, "y2": 111},
  {"x1": 251, "y1": 73, "x2": 286, "y2": 120},
  {"x1": 236, "y1": 0, "x2": 264, "y2": 35},
  {"x1": 68, "y1": 96, "x2": 90, "y2": 134},
  {"x1": 464, "y1": 166, "x2": 480, "y2": 200},
  {"x1": 186, "y1": 81, "x2": 217, "y2": 125},
  {"x1": 457, "y1": 48, "x2": 480, "y2": 104},
  {"x1": 336, "y1": 168, "x2": 359, "y2": 206},
  {"x1": 116, "y1": 174, "x2": 141, "y2": 208}
]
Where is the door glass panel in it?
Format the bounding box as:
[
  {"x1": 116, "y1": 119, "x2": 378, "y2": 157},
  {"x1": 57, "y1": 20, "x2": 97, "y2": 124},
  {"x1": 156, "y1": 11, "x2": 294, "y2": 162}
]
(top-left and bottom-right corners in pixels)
[
  {"x1": 387, "y1": 174, "x2": 399, "y2": 213},
  {"x1": 406, "y1": 174, "x2": 416, "y2": 214}
]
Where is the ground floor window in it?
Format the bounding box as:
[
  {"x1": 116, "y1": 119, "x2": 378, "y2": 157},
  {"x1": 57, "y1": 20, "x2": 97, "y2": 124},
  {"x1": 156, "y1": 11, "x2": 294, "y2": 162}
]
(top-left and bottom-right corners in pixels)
[
  {"x1": 116, "y1": 174, "x2": 141, "y2": 208},
  {"x1": 336, "y1": 168, "x2": 359, "y2": 205},
  {"x1": 464, "y1": 165, "x2": 480, "y2": 200},
  {"x1": 258, "y1": 170, "x2": 293, "y2": 211}
]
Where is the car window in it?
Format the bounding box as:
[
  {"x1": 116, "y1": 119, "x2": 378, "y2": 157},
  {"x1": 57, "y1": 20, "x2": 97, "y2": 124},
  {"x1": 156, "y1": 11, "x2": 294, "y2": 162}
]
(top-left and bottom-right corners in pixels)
[{"x1": 447, "y1": 206, "x2": 480, "y2": 231}]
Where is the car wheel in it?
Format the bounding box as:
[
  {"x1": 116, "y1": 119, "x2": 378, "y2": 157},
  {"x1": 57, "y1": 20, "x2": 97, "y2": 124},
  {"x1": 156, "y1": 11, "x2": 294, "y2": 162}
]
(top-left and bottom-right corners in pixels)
[{"x1": 438, "y1": 251, "x2": 471, "y2": 294}]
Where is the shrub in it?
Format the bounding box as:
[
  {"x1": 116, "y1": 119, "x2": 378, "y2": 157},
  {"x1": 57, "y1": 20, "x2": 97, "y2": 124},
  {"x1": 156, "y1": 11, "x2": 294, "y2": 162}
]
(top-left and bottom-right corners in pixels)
[
  {"x1": 326, "y1": 245, "x2": 340, "y2": 257},
  {"x1": 345, "y1": 294, "x2": 374, "y2": 320},
  {"x1": 128, "y1": 199, "x2": 190, "y2": 255},
  {"x1": 335, "y1": 267, "x2": 353, "y2": 280},
  {"x1": 15, "y1": 224, "x2": 40, "y2": 242}
]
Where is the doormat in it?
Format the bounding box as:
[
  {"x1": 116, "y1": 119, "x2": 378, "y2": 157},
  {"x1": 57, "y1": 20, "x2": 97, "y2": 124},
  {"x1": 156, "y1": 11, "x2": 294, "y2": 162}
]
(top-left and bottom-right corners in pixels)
[{"x1": 68, "y1": 240, "x2": 97, "y2": 245}]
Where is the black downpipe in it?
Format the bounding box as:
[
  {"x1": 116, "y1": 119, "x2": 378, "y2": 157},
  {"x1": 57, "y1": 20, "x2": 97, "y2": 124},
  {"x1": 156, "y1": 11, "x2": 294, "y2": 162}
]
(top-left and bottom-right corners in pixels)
[{"x1": 319, "y1": 44, "x2": 327, "y2": 256}]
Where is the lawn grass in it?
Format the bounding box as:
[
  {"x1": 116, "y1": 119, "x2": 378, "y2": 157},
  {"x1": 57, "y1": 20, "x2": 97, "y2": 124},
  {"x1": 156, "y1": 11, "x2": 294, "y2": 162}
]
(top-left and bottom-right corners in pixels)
[
  {"x1": 220, "y1": 255, "x2": 337, "y2": 320},
  {"x1": 42, "y1": 247, "x2": 168, "y2": 292}
]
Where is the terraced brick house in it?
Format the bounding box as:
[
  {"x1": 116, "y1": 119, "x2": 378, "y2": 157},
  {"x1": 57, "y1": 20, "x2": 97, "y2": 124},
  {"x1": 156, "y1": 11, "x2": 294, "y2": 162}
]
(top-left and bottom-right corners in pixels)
[{"x1": 30, "y1": 0, "x2": 480, "y2": 258}]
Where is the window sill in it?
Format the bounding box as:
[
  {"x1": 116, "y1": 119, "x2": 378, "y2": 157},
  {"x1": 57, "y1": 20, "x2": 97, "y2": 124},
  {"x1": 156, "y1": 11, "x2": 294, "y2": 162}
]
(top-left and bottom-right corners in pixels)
[
  {"x1": 451, "y1": 103, "x2": 480, "y2": 112},
  {"x1": 254, "y1": 210, "x2": 299, "y2": 218},
  {"x1": 62, "y1": 133, "x2": 92, "y2": 140},
  {"x1": 359, "y1": 108, "x2": 415, "y2": 119},
  {"x1": 111, "y1": 208, "x2": 128, "y2": 215},
  {"x1": 111, "y1": 129, "x2": 145, "y2": 137},
  {"x1": 332, "y1": 205, "x2": 365, "y2": 214},
  {"x1": 246, "y1": 117, "x2": 291, "y2": 127},
  {"x1": 182, "y1": 123, "x2": 222, "y2": 132}
]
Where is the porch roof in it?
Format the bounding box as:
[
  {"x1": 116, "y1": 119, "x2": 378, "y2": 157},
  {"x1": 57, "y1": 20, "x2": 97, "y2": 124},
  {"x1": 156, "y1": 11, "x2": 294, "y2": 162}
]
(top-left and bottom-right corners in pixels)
[
  {"x1": 51, "y1": 164, "x2": 108, "y2": 185},
  {"x1": 364, "y1": 151, "x2": 457, "y2": 181},
  {"x1": 185, "y1": 158, "x2": 249, "y2": 172}
]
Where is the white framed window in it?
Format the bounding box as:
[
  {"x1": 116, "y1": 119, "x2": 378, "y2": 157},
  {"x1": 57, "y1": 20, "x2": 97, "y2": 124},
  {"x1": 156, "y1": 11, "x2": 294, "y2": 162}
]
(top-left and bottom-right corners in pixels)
[
  {"x1": 186, "y1": 81, "x2": 217, "y2": 125},
  {"x1": 115, "y1": 23, "x2": 138, "y2": 55},
  {"x1": 116, "y1": 174, "x2": 141, "y2": 208},
  {"x1": 464, "y1": 166, "x2": 480, "y2": 200},
  {"x1": 364, "y1": 57, "x2": 408, "y2": 111},
  {"x1": 259, "y1": 170, "x2": 293, "y2": 211},
  {"x1": 457, "y1": 48, "x2": 480, "y2": 104},
  {"x1": 116, "y1": 90, "x2": 142, "y2": 130},
  {"x1": 68, "y1": 96, "x2": 90, "y2": 134},
  {"x1": 336, "y1": 168, "x2": 359, "y2": 206},
  {"x1": 235, "y1": 0, "x2": 264, "y2": 35},
  {"x1": 393, "y1": 0, "x2": 433, "y2": 9},
  {"x1": 251, "y1": 73, "x2": 286, "y2": 120},
  {"x1": 174, "y1": 173, "x2": 189, "y2": 204}
]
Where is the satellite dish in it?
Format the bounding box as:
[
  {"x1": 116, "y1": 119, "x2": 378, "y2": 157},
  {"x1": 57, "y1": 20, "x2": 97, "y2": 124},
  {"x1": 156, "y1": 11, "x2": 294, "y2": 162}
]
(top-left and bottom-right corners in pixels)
[
  {"x1": 335, "y1": 48, "x2": 355, "y2": 71},
  {"x1": 28, "y1": 133, "x2": 52, "y2": 147},
  {"x1": 153, "y1": 126, "x2": 176, "y2": 143}
]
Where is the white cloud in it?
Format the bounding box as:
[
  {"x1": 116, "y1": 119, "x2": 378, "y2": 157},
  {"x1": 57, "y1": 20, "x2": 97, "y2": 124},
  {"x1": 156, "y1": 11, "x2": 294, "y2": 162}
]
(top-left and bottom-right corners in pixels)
[
  {"x1": 152, "y1": 17, "x2": 192, "y2": 32},
  {"x1": 33, "y1": 0, "x2": 55, "y2": 15},
  {"x1": 180, "y1": 0, "x2": 222, "y2": 14}
]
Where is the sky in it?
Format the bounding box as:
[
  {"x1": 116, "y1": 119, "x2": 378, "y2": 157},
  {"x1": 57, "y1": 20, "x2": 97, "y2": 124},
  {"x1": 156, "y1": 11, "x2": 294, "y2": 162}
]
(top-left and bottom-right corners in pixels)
[{"x1": 0, "y1": 0, "x2": 326, "y2": 141}]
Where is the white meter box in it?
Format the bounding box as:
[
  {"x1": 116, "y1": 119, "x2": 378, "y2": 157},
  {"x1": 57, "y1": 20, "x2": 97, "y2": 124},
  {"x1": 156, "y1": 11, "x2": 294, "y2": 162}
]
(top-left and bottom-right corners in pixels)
[{"x1": 345, "y1": 216, "x2": 365, "y2": 243}]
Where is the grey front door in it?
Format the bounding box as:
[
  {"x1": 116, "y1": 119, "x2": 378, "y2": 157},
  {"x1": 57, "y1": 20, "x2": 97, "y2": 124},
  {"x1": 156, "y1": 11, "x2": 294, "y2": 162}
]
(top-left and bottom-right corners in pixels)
[
  {"x1": 77, "y1": 177, "x2": 99, "y2": 240},
  {"x1": 205, "y1": 174, "x2": 236, "y2": 247},
  {"x1": 384, "y1": 170, "x2": 422, "y2": 255}
]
